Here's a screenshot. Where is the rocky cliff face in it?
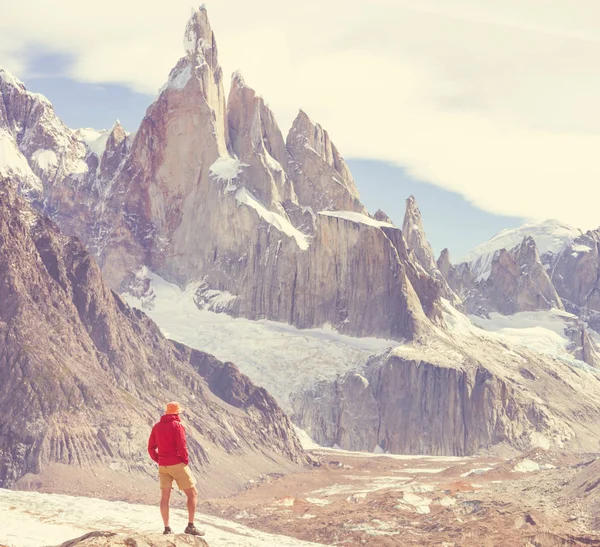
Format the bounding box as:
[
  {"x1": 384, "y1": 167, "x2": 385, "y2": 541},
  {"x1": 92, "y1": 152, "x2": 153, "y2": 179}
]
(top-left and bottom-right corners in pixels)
[
  {"x1": 291, "y1": 307, "x2": 600, "y2": 455},
  {"x1": 440, "y1": 229, "x2": 600, "y2": 369},
  {"x1": 548, "y1": 230, "x2": 600, "y2": 330},
  {"x1": 402, "y1": 196, "x2": 456, "y2": 306},
  {"x1": 286, "y1": 110, "x2": 365, "y2": 214},
  {"x1": 0, "y1": 181, "x2": 305, "y2": 493},
  {"x1": 451, "y1": 236, "x2": 563, "y2": 316},
  {"x1": 0, "y1": 6, "x2": 440, "y2": 342}
]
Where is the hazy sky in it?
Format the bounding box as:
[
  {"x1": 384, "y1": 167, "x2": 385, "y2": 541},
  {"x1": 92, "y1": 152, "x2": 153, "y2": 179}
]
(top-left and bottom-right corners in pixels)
[{"x1": 1, "y1": 0, "x2": 599, "y2": 232}]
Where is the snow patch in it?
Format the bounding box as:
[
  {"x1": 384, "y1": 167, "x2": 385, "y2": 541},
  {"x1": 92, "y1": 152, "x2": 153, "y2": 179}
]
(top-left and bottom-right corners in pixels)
[
  {"x1": 31, "y1": 149, "x2": 58, "y2": 171},
  {"x1": 294, "y1": 426, "x2": 322, "y2": 450},
  {"x1": 236, "y1": 187, "x2": 309, "y2": 250},
  {"x1": 159, "y1": 64, "x2": 192, "y2": 95},
  {"x1": 460, "y1": 467, "x2": 493, "y2": 477},
  {"x1": 123, "y1": 272, "x2": 392, "y2": 411},
  {"x1": 513, "y1": 459, "x2": 541, "y2": 473},
  {"x1": 74, "y1": 128, "x2": 110, "y2": 157},
  {"x1": 0, "y1": 130, "x2": 42, "y2": 192},
  {"x1": 0, "y1": 489, "x2": 324, "y2": 547},
  {"x1": 463, "y1": 219, "x2": 583, "y2": 279},
  {"x1": 572, "y1": 244, "x2": 593, "y2": 255},
  {"x1": 209, "y1": 157, "x2": 247, "y2": 182},
  {"x1": 469, "y1": 309, "x2": 579, "y2": 362},
  {"x1": 396, "y1": 492, "x2": 431, "y2": 514},
  {"x1": 319, "y1": 210, "x2": 396, "y2": 229}
]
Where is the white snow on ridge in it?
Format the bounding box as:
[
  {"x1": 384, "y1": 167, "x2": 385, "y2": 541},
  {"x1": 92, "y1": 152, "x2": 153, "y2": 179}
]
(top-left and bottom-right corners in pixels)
[
  {"x1": 0, "y1": 130, "x2": 42, "y2": 192},
  {"x1": 159, "y1": 64, "x2": 192, "y2": 95},
  {"x1": 0, "y1": 67, "x2": 25, "y2": 89},
  {"x1": 468, "y1": 309, "x2": 592, "y2": 367},
  {"x1": 0, "y1": 489, "x2": 324, "y2": 547},
  {"x1": 572, "y1": 244, "x2": 593, "y2": 255},
  {"x1": 319, "y1": 210, "x2": 396, "y2": 229},
  {"x1": 123, "y1": 272, "x2": 392, "y2": 411},
  {"x1": 236, "y1": 187, "x2": 309, "y2": 250},
  {"x1": 31, "y1": 149, "x2": 58, "y2": 171},
  {"x1": 462, "y1": 219, "x2": 583, "y2": 280},
  {"x1": 209, "y1": 157, "x2": 247, "y2": 182}
]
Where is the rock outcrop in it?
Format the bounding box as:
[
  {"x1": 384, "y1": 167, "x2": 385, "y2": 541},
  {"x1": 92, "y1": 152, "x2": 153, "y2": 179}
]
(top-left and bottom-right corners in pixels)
[
  {"x1": 292, "y1": 311, "x2": 600, "y2": 455},
  {"x1": 0, "y1": 181, "x2": 305, "y2": 493},
  {"x1": 446, "y1": 236, "x2": 563, "y2": 317},
  {"x1": 402, "y1": 196, "x2": 456, "y2": 304},
  {"x1": 549, "y1": 230, "x2": 600, "y2": 330},
  {"x1": 286, "y1": 110, "x2": 365, "y2": 214},
  {"x1": 58, "y1": 531, "x2": 208, "y2": 547}
]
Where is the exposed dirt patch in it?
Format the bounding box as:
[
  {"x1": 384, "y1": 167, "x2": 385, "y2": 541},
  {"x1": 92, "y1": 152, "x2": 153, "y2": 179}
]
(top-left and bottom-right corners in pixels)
[{"x1": 196, "y1": 449, "x2": 600, "y2": 546}]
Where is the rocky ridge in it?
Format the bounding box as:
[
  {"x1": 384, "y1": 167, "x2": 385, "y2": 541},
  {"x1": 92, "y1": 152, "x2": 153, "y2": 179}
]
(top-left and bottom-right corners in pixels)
[
  {"x1": 441, "y1": 222, "x2": 600, "y2": 368},
  {"x1": 0, "y1": 181, "x2": 305, "y2": 493},
  {"x1": 0, "y1": 7, "x2": 446, "y2": 342},
  {"x1": 291, "y1": 303, "x2": 600, "y2": 455}
]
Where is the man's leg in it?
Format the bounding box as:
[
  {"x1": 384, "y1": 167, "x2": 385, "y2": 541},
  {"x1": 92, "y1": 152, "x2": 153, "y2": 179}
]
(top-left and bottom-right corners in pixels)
[
  {"x1": 160, "y1": 487, "x2": 172, "y2": 527},
  {"x1": 183, "y1": 487, "x2": 197, "y2": 524}
]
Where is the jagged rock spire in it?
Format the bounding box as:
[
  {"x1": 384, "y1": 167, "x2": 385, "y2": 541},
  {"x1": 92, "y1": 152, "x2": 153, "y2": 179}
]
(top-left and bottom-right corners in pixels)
[
  {"x1": 402, "y1": 195, "x2": 439, "y2": 274},
  {"x1": 226, "y1": 71, "x2": 295, "y2": 209},
  {"x1": 437, "y1": 248, "x2": 452, "y2": 279},
  {"x1": 100, "y1": 120, "x2": 128, "y2": 178},
  {"x1": 374, "y1": 209, "x2": 393, "y2": 224},
  {"x1": 183, "y1": 5, "x2": 219, "y2": 70},
  {"x1": 158, "y1": 5, "x2": 228, "y2": 154},
  {"x1": 286, "y1": 110, "x2": 364, "y2": 213}
]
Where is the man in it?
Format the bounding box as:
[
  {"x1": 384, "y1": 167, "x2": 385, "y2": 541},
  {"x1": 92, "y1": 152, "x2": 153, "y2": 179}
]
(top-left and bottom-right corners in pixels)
[{"x1": 148, "y1": 401, "x2": 204, "y2": 536}]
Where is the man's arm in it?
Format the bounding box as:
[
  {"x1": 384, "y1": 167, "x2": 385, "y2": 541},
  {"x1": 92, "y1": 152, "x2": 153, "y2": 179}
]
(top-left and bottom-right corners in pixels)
[
  {"x1": 174, "y1": 423, "x2": 189, "y2": 465},
  {"x1": 148, "y1": 426, "x2": 159, "y2": 463}
]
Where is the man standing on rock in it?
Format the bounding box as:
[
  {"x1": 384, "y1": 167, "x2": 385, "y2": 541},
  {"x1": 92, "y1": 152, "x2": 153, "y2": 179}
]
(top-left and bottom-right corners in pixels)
[{"x1": 148, "y1": 401, "x2": 204, "y2": 536}]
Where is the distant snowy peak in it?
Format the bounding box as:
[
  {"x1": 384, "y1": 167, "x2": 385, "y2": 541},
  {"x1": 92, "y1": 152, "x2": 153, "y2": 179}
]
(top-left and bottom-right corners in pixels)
[
  {"x1": 463, "y1": 219, "x2": 583, "y2": 281},
  {"x1": 0, "y1": 67, "x2": 91, "y2": 191},
  {"x1": 0, "y1": 67, "x2": 51, "y2": 106},
  {"x1": 74, "y1": 128, "x2": 111, "y2": 157}
]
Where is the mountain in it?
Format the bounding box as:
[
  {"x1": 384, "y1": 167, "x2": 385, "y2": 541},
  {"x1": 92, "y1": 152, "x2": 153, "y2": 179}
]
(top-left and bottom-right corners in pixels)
[
  {"x1": 290, "y1": 301, "x2": 600, "y2": 455},
  {"x1": 0, "y1": 181, "x2": 305, "y2": 495},
  {"x1": 449, "y1": 236, "x2": 563, "y2": 316},
  {"x1": 4, "y1": 6, "x2": 600, "y2": 460},
  {"x1": 461, "y1": 219, "x2": 584, "y2": 282},
  {"x1": 0, "y1": 7, "x2": 446, "y2": 342},
  {"x1": 442, "y1": 220, "x2": 600, "y2": 368}
]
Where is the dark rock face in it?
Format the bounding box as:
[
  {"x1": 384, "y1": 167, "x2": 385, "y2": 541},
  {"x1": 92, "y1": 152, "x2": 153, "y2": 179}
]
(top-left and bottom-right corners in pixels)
[{"x1": 0, "y1": 181, "x2": 305, "y2": 490}]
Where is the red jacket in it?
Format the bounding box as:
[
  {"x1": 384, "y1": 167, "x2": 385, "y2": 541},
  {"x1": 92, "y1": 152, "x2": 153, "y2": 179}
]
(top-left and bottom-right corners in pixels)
[{"x1": 148, "y1": 414, "x2": 189, "y2": 466}]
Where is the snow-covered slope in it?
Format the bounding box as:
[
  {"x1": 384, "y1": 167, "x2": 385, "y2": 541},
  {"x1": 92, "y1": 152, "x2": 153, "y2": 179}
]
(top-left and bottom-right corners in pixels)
[
  {"x1": 123, "y1": 271, "x2": 394, "y2": 411},
  {"x1": 0, "y1": 490, "x2": 323, "y2": 547},
  {"x1": 469, "y1": 309, "x2": 597, "y2": 371},
  {"x1": 462, "y1": 220, "x2": 583, "y2": 281}
]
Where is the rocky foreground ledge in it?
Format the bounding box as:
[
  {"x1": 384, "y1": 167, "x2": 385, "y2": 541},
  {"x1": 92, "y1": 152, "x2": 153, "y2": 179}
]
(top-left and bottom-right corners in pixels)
[{"x1": 57, "y1": 532, "x2": 209, "y2": 547}]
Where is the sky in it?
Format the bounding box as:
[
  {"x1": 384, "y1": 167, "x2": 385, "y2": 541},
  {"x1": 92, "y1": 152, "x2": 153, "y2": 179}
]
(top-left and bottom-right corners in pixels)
[
  {"x1": 347, "y1": 160, "x2": 525, "y2": 260},
  {"x1": 1, "y1": 0, "x2": 598, "y2": 248}
]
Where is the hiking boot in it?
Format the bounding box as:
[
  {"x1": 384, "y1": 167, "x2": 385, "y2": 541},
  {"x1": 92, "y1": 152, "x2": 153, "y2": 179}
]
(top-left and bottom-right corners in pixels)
[
  {"x1": 184, "y1": 524, "x2": 205, "y2": 536},
  {"x1": 163, "y1": 527, "x2": 173, "y2": 535}
]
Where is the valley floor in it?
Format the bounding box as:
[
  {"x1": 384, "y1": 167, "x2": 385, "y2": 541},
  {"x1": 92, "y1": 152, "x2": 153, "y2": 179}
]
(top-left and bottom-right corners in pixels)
[{"x1": 3, "y1": 448, "x2": 600, "y2": 547}]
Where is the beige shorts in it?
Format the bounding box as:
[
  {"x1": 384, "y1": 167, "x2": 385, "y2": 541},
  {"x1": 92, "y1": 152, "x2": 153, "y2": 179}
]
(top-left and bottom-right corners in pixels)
[{"x1": 158, "y1": 463, "x2": 195, "y2": 490}]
